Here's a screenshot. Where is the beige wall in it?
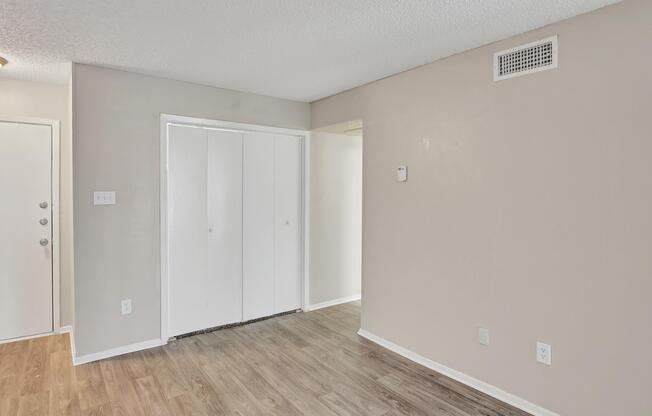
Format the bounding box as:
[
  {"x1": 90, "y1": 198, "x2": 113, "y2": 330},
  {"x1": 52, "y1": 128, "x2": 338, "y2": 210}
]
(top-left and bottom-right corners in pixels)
[
  {"x1": 72, "y1": 63, "x2": 310, "y2": 357},
  {"x1": 311, "y1": 1, "x2": 651, "y2": 414},
  {"x1": 310, "y1": 132, "x2": 362, "y2": 306},
  {"x1": 0, "y1": 78, "x2": 74, "y2": 327}
]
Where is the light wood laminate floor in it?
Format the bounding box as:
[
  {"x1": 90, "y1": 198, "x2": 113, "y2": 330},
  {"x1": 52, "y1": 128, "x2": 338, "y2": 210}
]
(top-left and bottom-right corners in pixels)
[{"x1": 0, "y1": 301, "x2": 530, "y2": 415}]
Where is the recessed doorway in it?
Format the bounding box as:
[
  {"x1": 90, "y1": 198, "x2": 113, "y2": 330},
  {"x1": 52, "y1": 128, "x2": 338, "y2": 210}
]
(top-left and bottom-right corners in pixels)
[{"x1": 307, "y1": 120, "x2": 363, "y2": 312}]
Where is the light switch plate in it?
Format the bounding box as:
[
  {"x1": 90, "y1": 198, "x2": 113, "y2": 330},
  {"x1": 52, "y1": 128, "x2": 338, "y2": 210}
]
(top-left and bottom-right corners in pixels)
[
  {"x1": 94, "y1": 191, "x2": 116, "y2": 205},
  {"x1": 121, "y1": 299, "x2": 132, "y2": 315}
]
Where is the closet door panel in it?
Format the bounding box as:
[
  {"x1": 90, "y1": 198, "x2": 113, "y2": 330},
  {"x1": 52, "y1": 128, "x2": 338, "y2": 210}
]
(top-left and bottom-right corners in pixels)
[
  {"x1": 274, "y1": 135, "x2": 302, "y2": 313},
  {"x1": 168, "y1": 125, "x2": 208, "y2": 336},
  {"x1": 243, "y1": 133, "x2": 275, "y2": 320},
  {"x1": 207, "y1": 130, "x2": 243, "y2": 327}
]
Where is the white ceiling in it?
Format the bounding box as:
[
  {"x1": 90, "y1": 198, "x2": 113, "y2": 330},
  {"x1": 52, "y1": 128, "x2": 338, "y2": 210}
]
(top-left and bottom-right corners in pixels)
[{"x1": 0, "y1": 0, "x2": 620, "y2": 102}]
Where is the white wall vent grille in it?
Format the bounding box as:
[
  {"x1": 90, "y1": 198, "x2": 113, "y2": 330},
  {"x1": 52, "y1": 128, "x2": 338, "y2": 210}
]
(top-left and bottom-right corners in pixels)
[{"x1": 494, "y1": 36, "x2": 558, "y2": 81}]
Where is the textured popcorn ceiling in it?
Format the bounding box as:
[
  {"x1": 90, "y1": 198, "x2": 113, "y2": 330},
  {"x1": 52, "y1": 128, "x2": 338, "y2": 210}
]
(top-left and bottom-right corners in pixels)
[{"x1": 0, "y1": 0, "x2": 620, "y2": 102}]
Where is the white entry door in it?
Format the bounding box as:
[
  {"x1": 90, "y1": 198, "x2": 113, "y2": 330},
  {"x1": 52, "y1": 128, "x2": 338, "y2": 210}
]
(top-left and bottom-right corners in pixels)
[{"x1": 0, "y1": 121, "x2": 53, "y2": 341}]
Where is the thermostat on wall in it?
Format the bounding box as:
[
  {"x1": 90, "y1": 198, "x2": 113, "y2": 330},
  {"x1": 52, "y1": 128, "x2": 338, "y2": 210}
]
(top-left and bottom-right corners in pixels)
[{"x1": 397, "y1": 165, "x2": 408, "y2": 182}]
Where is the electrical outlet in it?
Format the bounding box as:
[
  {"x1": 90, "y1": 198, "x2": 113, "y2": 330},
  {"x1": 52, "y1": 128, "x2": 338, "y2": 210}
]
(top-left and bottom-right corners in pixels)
[
  {"x1": 537, "y1": 342, "x2": 552, "y2": 365},
  {"x1": 478, "y1": 327, "x2": 490, "y2": 346},
  {"x1": 121, "y1": 299, "x2": 132, "y2": 315}
]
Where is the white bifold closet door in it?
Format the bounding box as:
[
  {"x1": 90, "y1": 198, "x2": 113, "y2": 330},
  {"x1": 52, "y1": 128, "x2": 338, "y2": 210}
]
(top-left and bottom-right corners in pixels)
[
  {"x1": 243, "y1": 133, "x2": 302, "y2": 320},
  {"x1": 168, "y1": 125, "x2": 301, "y2": 336},
  {"x1": 242, "y1": 133, "x2": 275, "y2": 320},
  {"x1": 168, "y1": 126, "x2": 243, "y2": 336},
  {"x1": 273, "y1": 135, "x2": 302, "y2": 314}
]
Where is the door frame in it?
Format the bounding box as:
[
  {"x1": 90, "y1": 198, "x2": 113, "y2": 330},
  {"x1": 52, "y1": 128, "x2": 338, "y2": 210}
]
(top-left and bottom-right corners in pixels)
[
  {"x1": 0, "y1": 115, "x2": 61, "y2": 338},
  {"x1": 159, "y1": 114, "x2": 310, "y2": 344}
]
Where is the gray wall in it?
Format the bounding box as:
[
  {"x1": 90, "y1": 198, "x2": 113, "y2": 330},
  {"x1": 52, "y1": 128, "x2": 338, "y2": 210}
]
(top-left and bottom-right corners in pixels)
[
  {"x1": 309, "y1": 132, "x2": 362, "y2": 306},
  {"x1": 73, "y1": 64, "x2": 310, "y2": 357},
  {"x1": 311, "y1": 1, "x2": 651, "y2": 415},
  {"x1": 0, "y1": 78, "x2": 74, "y2": 327}
]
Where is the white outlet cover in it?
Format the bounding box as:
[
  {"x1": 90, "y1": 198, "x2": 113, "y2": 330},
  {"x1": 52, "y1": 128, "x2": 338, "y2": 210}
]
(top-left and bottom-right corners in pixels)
[
  {"x1": 121, "y1": 299, "x2": 132, "y2": 315},
  {"x1": 537, "y1": 341, "x2": 552, "y2": 365},
  {"x1": 478, "y1": 327, "x2": 490, "y2": 346}
]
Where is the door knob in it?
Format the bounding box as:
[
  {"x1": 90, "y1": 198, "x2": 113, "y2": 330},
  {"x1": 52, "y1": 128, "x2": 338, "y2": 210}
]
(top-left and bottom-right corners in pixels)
[
  {"x1": 39, "y1": 238, "x2": 49, "y2": 246},
  {"x1": 39, "y1": 218, "x2": 48, "y2": 225},
  {"x1": 39, "y1": 201, "x2": 48, "y2": 209}
]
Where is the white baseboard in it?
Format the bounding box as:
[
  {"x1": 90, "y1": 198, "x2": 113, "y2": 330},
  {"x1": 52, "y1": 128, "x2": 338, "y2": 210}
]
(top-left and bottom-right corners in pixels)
[
  {"x1": 357, "y1": 329, "x2": 559, "y2": 416},
  {"x1": 59, "y1": 325, "x2": 73, "y2": 333},
  {"x1": 306, "y1": 294, "x2": 361, "y2": 311},
  {"x1": 73, "y1": 338, "x2": 163, "y2": 366},
  {"x1": 58, "y1": 325, "x2": 76, "y2": 362},
  {"x1": 0, "y1": 325, "x2": 76, "y2": 345},
  {"x1": 0, "y1": 330, "x2": 56, "y2": 345}
]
